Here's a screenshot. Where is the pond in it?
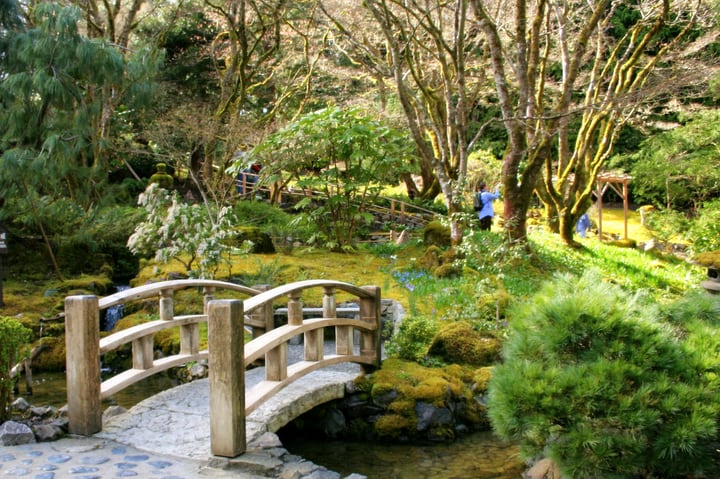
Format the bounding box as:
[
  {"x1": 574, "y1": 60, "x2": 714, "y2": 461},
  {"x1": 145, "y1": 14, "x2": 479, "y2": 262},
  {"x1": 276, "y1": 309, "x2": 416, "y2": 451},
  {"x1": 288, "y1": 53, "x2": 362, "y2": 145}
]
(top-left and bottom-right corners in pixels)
[
  {"x1": 21, "y1": 373, "x2": 527, "y2": 479},
  {"x1": 280, "y1": 430, "x2": 526, "y2": 479},
  {"x1": 16, "y1": 371, "x2": 179, "y2": 410}
]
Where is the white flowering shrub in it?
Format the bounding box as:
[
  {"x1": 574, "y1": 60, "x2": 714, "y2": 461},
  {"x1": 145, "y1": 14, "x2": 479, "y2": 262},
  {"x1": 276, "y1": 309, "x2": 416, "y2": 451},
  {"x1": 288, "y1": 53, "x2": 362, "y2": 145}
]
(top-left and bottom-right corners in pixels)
[{"x1": 128, "y1": 183, "x2": 240, "y2": 278}]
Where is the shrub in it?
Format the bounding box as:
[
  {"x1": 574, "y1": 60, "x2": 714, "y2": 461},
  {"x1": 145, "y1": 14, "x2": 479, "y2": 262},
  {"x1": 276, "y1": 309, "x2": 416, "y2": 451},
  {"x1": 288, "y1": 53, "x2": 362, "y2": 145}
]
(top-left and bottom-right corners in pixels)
[
  {"x1": 0, "y1": 316, "x2": 32, "y2": 421},
  {"x1": 127, "y1": 183, "x2": 240, "y2": 278},
  {"x1": 689, "y1": 198, "x2": 720, "y2": 254},
  {"x1": 385, "y1": 315, "x2": 439, "y2": 363},
  {"x1": 488, "y1": 271, "x2": 720, "y2": 478},
  {"x1": 426, "y1": 321, "x2": 501, "y2": 366}
]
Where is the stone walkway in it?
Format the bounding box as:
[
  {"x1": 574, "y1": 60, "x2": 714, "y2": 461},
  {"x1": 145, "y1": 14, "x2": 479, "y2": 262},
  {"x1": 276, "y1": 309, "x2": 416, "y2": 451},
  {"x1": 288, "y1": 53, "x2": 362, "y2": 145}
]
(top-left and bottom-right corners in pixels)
[{"x1": 0, "y1": 343, "x2": 367, "y2": 479}]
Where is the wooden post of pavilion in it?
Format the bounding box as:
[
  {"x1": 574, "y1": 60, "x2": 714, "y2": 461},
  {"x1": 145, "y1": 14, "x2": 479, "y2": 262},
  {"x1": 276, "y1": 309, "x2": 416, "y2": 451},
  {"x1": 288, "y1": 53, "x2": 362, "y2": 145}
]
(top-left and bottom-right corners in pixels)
[{"x1": 594, "y1": 173, "x2": 633, "y2": 240}]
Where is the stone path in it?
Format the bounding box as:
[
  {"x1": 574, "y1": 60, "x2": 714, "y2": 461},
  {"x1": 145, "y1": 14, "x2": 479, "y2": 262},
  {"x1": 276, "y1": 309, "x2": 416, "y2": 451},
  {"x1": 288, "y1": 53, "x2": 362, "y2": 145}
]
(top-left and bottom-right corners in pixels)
[{"x1": 0, "y1": 342, "x2": 367, "y2": 479}]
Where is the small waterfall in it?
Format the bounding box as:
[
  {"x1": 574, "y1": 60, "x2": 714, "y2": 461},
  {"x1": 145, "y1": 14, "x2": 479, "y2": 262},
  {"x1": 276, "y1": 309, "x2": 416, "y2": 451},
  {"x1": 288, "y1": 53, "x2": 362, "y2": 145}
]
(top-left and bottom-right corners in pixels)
[{"x1": 102, "y1": 285, "x2": 130, "y2": 331}]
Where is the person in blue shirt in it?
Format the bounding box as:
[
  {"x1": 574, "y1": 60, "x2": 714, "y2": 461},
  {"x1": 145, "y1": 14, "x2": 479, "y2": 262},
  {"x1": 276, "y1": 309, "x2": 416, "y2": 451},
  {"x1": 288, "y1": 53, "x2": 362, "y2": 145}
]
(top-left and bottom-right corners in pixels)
[
  {"x1": 576, "y1": 212, "x2": 591, "y2": 238},
  {"x1": 476, "y1": 182, "x2": 500, "y2": 231}
]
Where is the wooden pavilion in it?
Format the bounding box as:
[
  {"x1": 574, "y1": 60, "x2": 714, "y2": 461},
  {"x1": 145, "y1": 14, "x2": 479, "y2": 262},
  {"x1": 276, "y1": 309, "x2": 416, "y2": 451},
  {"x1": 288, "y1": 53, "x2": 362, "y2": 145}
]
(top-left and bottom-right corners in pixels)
[{"x1": 594, "y1": 172, "x2": 633, "y2": 240}]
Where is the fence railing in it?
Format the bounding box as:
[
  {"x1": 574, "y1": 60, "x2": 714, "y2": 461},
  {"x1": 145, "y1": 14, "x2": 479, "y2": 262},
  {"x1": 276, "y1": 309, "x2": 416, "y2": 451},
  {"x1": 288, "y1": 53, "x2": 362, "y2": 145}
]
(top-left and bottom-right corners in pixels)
[{"x1": 64, "y1": 279, "x2": 381, "y2": 457}]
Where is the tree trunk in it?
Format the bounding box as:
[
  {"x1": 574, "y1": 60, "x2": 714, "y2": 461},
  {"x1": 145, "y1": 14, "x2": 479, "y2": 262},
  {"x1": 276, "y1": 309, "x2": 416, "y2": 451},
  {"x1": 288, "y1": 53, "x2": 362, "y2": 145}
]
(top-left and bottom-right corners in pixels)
[{"x1": 558, "y1": 213, "x2": 579, "y2": 247}]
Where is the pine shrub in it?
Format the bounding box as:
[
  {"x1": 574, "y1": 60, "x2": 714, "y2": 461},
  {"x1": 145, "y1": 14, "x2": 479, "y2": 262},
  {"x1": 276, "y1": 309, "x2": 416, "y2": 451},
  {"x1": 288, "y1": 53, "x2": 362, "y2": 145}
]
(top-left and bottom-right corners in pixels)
[{"x1": 487, "y1": 271, "x2": 720, "y2": 478}]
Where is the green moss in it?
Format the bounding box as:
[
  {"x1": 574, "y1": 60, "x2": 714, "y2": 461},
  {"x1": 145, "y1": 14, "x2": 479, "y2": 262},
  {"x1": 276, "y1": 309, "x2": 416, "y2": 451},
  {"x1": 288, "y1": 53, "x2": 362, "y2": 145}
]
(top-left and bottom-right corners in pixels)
[
  {"x1": 607, "y1": 238, "x2": 637, "y2": 248},
  {"x1": 31, "y1": 337, "x2": 66, "y2": 372},
  {"x1": 433, "y1": 262, "x2": 462, "y2": 278},
  {"x1": 364, "y1": 358, "x2": 490, "y2": 438},
  {"x1": 427, "y1": 321, "x2": 502, "y2": 366},
  {"x1": 472, "y1": 366, "x2": 494, "y2": 392},
  {"x1": 412, "y1": 376, "x2": 450, "y2": 406},
  {"x1": 388, "y1": 399, "x2": 416, "y2": 415},
  {"x1": 418, "y1": 245, "x2": 442, "y2": 270},
  {"x1": 375, "y1": 414, "x2": 417, "y2": 438},
  {"x1": 423, "y1": 221, "x2": 451, "y2": 248},
  {"x1": 695, "y1": 251, "x2": 720, "y2": 268},
  {"x1": 370, "y1": 382, "x2": 396, "y2": 401}
]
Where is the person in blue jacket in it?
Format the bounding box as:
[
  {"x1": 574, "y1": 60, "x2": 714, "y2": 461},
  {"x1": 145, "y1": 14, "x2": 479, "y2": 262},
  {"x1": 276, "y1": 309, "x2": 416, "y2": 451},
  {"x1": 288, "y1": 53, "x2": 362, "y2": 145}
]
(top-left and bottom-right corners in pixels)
[
  {"x1": 476, "y1": 182, "x2": 500, "y2": 231},
  {"x1": 576, "y1": 212, "x2": 591, "y2": 238}
]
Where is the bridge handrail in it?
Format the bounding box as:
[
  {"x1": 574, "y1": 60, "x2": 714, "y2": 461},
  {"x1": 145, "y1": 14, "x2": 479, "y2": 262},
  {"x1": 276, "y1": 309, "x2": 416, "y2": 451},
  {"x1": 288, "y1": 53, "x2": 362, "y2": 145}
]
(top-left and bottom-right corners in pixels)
[
  {"x1": 242, "y1": 279, "x2": 373, "y2": 311},
  {"x1": 98, "y1": 279, "x2": 261, "y2": 310},
  {"x1": 64, "y1": 278, "x2": 381, "y2": 458}
]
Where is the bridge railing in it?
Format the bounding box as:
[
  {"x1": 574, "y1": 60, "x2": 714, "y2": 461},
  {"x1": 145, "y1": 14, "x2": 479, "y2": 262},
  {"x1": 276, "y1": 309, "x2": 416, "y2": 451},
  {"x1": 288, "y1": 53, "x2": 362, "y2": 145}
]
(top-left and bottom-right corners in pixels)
[{"x1": 64, "y1": 279, "x2": 381, "y2": 457}]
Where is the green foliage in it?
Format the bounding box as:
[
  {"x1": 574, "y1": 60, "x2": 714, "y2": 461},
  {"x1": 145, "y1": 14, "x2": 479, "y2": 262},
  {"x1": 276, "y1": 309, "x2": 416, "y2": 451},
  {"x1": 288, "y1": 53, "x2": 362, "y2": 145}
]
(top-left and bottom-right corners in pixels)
[
  {"x1": 644, "y1": 199, "x2": 720, "y2": 255},
  {"x1": 242, "y1": 106, "x2": 414, "y2": 250},
  {"x1": 688, "y1": 199, "x2": 720, "y2": 254},
  {"x1": 614, "y1": 111, "x2": 720, "y2": 209},
  {"x1": 127, "y1": 183, "x2": 243, "y2": 278},
  {"x1": 488, "y1": 271, "x2": 720, "y2": 478},
  {"x1": 0, "y1": 316, "x2": 32, "y2": 421},
  {"x1": 146, "y1": 5, "x2": 218, "y2": 100},
  {"x1": 644, "y1": 207, "x2": 691, "y2": 244},
  {"x1": 0, "y1": 2, "x2": 161, "y2": 276},
  {"x1": 385, "y1": 315, "x2": 439, "y2": 363}
]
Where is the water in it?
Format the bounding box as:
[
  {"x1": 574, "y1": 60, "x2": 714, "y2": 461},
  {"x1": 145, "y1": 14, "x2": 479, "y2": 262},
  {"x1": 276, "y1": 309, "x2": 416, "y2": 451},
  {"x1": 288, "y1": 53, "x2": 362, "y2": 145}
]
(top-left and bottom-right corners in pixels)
[
  {"x1": 102, "y1": 285, "x2": 130, "y2": 331},
  {"x1": 16, "y1": 371, "x2": 178, "y2": 410},
  {"x1": 21, "y1": 373, "x2": 526, "y2": 478},
  {"x1": 281, "y1": 431, "x2": 526, "y2": 479}
]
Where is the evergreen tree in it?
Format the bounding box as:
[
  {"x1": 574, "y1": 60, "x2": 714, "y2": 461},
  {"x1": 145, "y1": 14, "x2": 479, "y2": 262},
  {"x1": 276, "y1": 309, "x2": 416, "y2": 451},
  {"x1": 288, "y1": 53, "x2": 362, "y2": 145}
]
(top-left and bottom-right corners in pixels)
[{"x1": 0, "y1": 3, "x2": 160, "y2": 277}]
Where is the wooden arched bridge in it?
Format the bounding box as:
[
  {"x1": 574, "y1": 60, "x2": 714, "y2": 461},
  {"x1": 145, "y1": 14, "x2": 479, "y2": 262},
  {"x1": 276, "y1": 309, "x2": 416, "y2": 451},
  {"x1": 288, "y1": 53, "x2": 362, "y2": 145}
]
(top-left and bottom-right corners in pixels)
[{"x1": 64, "y1": 279, "x2": 381, "y2": 458}]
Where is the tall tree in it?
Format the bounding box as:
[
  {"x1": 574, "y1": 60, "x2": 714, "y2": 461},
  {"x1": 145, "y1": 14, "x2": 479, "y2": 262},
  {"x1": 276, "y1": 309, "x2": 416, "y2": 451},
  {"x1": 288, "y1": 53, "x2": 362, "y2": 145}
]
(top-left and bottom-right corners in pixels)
[
  {"x1": 470, "y1": 0, "x2": 709, "y2": 245},
  {"x1": 322, "y1": 0, "x2": 494, "y2": 245},
  {"x1": 0, "y1": 3, "x2": 159, "y2": 277},
  {"x1": 188, "y1": 0, "x2": 325, "y2": 203}
]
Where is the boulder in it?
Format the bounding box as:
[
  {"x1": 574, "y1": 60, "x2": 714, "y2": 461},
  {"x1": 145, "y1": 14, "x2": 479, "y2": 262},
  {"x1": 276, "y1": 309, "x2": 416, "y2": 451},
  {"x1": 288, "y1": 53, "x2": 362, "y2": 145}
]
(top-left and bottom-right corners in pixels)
[
  {"x1": 33, "y1": 424, "x2": 64, "y2": 442},
  {"x1": 0, "y1": 420, "x2": 36, "y2": 446}
]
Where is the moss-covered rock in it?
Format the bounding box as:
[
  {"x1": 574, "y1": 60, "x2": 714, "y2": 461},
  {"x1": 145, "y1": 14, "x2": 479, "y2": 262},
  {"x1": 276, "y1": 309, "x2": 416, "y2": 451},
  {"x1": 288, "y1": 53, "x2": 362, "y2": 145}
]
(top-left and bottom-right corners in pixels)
[
  {"x1": 423, "y1": 221, "x2": 451, "y2": 248},
  {"x1": 695, "y1": 251, "x2": 720, "y2": 269},
  {"x1": 338, "y1": 358, "x2": 494, "y2": 441},
  {"x1": 31, "y1": 337, "x2": 66, "y2": 372},
  {"x1": 375, "y1": 413, "x2": 418, "y2": 439},
  {"x1": 417, "y1": 245, "x2": 441, "y2": 271},
  {"x1": 433, "y1": 262, "x2": 461, "y2": 278},
  {"x1": 427, "y1": 321, "x2": 502, "y2": 366}
]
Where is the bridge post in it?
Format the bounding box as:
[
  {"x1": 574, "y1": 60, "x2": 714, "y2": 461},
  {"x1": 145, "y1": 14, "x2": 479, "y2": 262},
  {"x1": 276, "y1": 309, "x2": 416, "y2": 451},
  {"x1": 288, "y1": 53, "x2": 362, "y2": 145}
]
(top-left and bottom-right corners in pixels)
[
  {"x1": 250, "y1": 284, "x2": 273, "y2": 338},
  {"x1": 208, "y1": 299, "x2": 246, "y2": 457},
  {"x1": 203, "y1": 286, "x2": 216, "y2": 314},
  {"x1": 64, "y1": 295, "x2": 102, "y2": 435},
  {"x1": 287, "y1": 291, "x2": 303, "y2": 326},
  {"x1": 305, "y1": 287, "x2": 333, "y2": 361},
  {"x1": 159, "y1": 289, "x2": 174, "y2": 320},
  {"x1": 328, "y1": 286, "x2": 349, "y2": 356},
  {"x1": 359, "y1": 286, "x2": 382, "y2": 368}
]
